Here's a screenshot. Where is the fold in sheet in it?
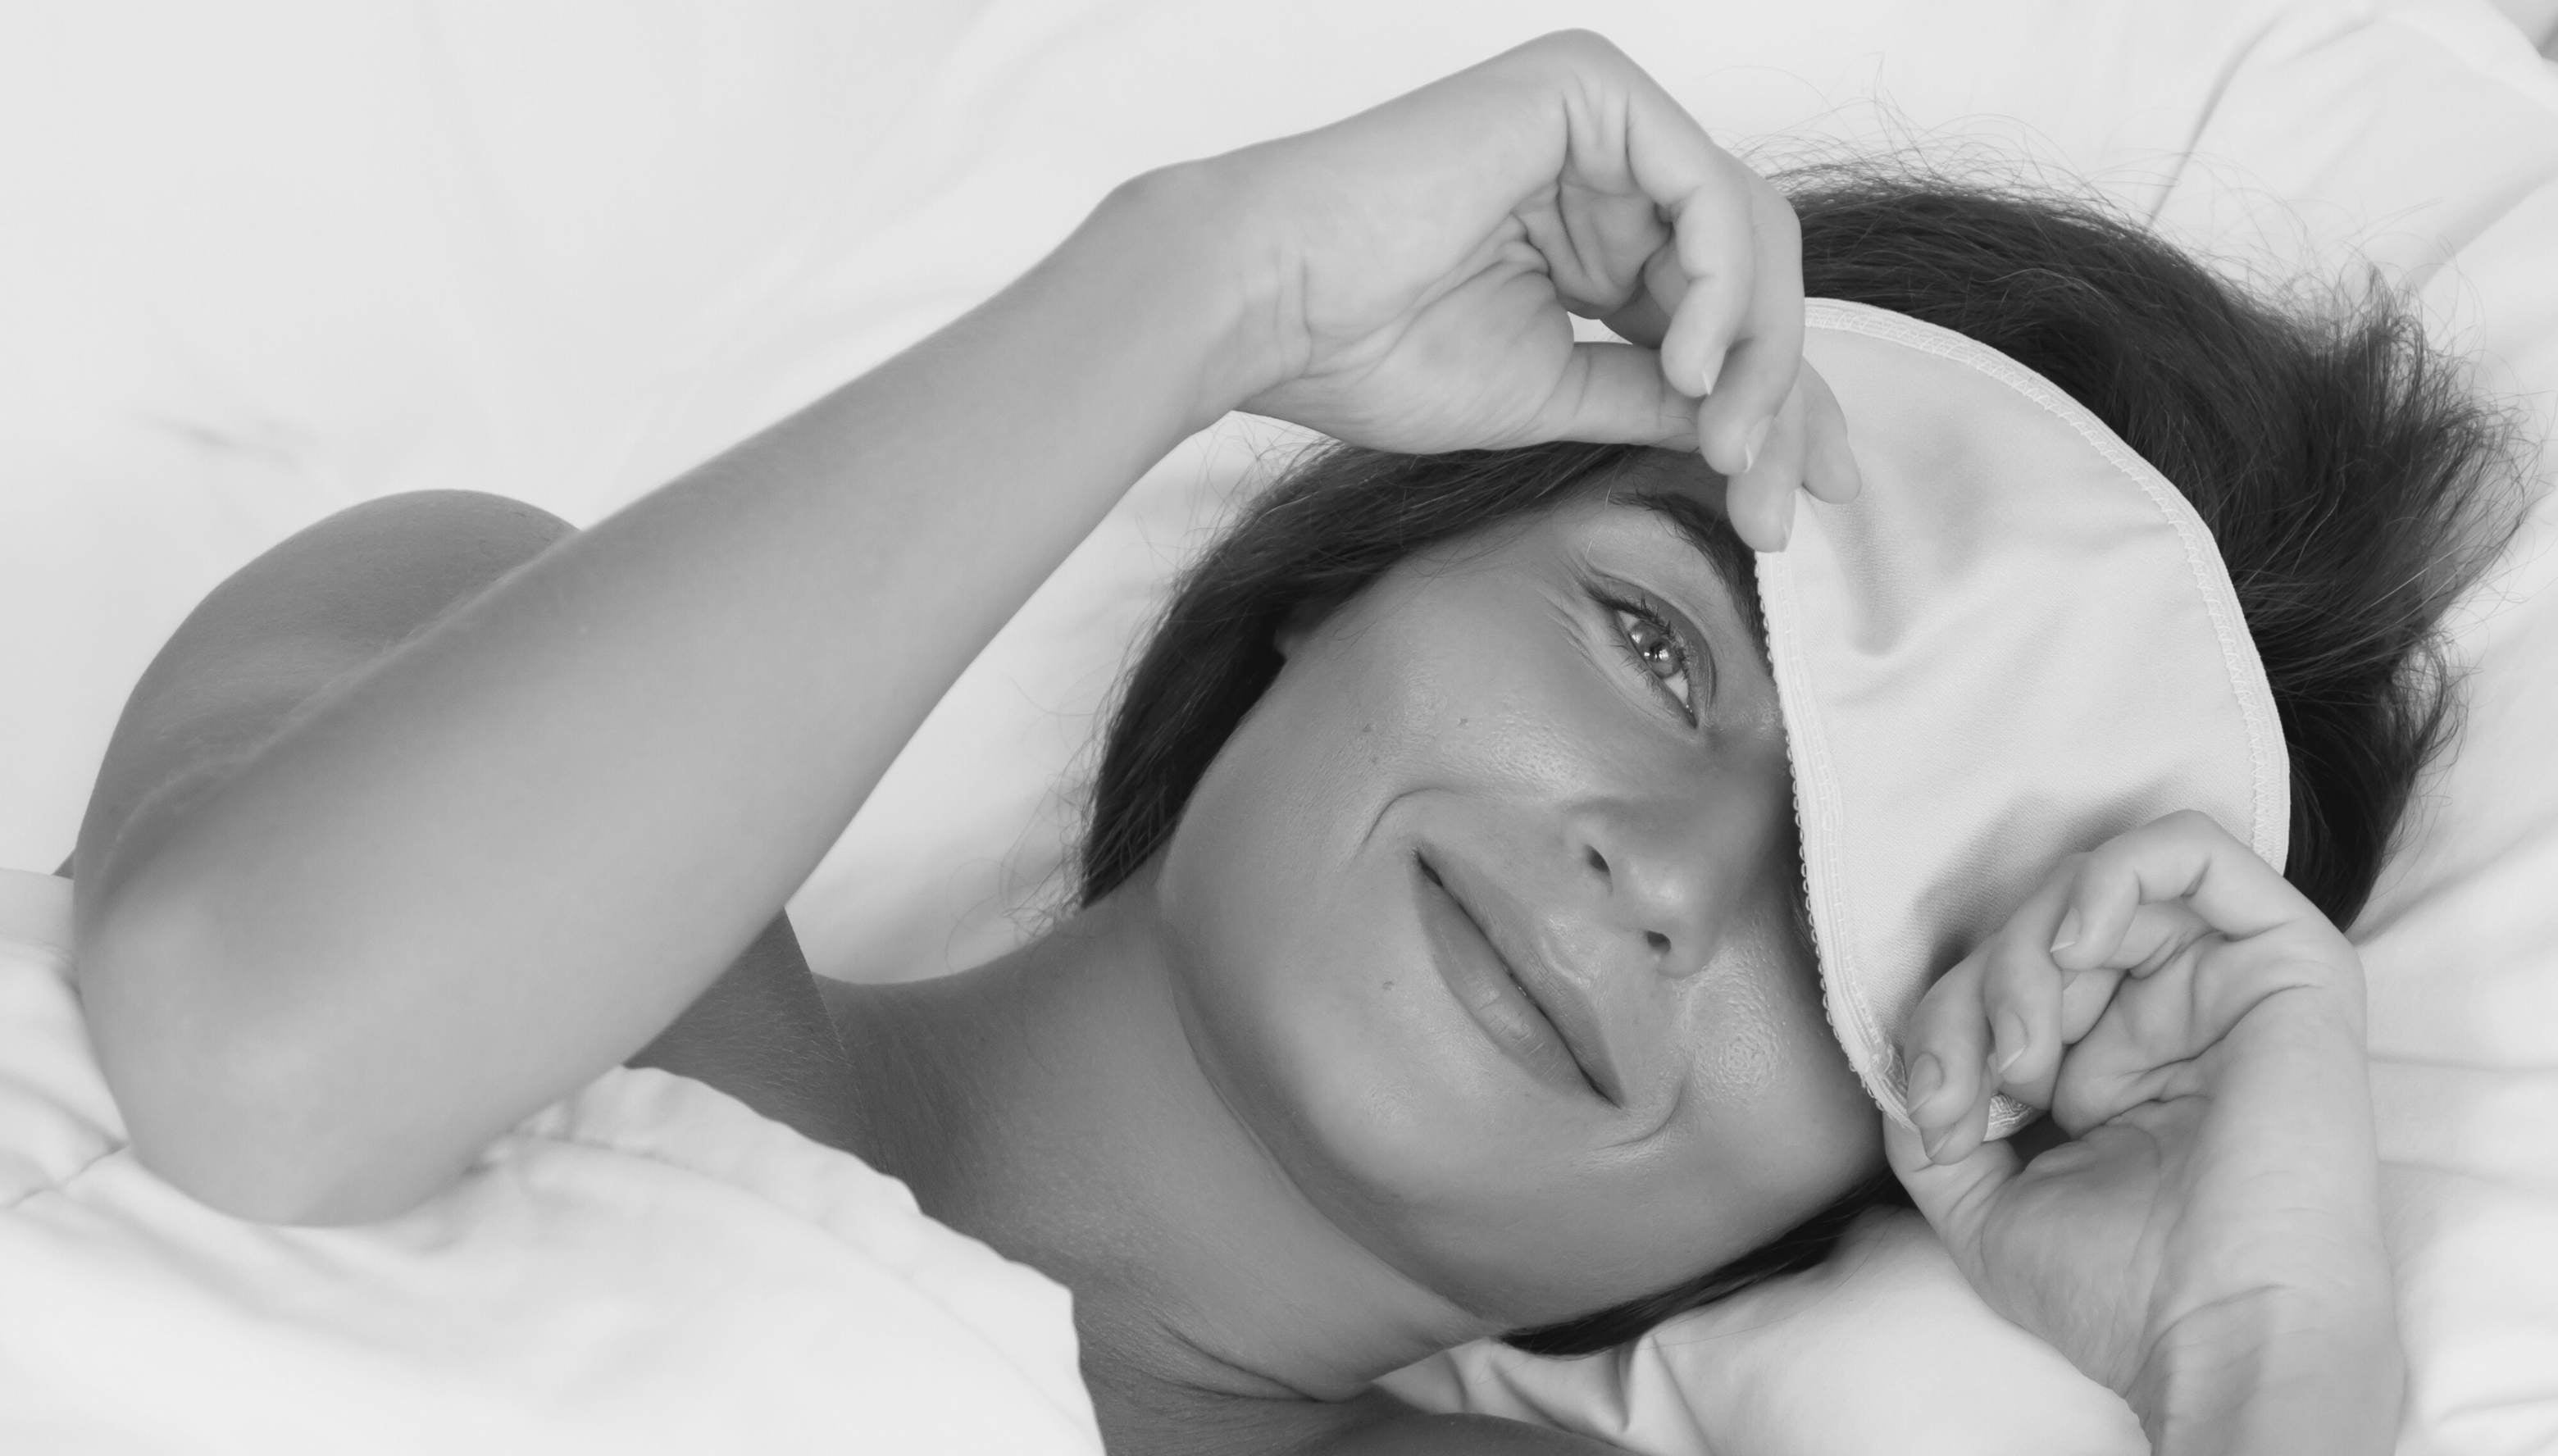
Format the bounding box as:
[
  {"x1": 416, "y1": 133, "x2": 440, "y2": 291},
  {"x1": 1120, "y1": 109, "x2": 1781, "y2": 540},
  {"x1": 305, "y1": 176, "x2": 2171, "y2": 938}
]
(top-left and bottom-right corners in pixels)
[{"x1": 0, "y1": 869, "x2": 1101, "y2": 1455}]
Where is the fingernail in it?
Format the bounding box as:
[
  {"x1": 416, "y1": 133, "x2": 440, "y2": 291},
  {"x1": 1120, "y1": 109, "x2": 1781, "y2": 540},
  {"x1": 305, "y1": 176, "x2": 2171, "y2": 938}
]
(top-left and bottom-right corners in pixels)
[
  {"x1": 2049, "y1": 908, "x2": 2082, "y2": 956},
  {"x1": 1993, "y1": 1011, "x2": 2028, "y2": 1077},
  {"x1": 1696, "y1": 344, "x2": 1728, "y2": 397},
  {"x1": 1741, "y1": 416, "x2": 1773, "y2": 473},
  {"x1": 1906, "y1": 1052, "x2": 1944, "y2": 1114}
]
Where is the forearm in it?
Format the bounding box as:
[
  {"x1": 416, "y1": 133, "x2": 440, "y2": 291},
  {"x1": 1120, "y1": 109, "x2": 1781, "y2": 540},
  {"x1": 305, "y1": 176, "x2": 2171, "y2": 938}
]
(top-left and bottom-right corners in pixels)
[
  {"x1": 2132, "y1": 1302, "x2": 2406, "y2": 1456},
  {"x1": 81, "y1": 166, "x2": 1259, "y2": 1222}
]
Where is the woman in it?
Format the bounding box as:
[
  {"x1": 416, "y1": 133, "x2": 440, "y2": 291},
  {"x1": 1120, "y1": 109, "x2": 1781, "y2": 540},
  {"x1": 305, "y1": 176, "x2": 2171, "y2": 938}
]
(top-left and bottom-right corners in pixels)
[{"x1": 61, "y1": 30, "x2": 2519, "y2": 1455}]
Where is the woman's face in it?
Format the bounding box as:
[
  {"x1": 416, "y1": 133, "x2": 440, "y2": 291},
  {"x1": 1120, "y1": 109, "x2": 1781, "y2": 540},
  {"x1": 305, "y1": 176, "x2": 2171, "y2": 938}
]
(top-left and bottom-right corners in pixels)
[{"x1": 1154, "y1": 461, "x2": 1884, "y2": 1332}]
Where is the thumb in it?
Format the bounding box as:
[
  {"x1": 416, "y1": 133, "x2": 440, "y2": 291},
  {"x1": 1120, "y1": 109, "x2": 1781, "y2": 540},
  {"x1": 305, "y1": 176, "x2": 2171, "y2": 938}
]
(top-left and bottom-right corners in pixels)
[
  {"x1": 1883, "y1": 1112, "x2": 2022, "y2": 1261},
  {"x1": 1520, "y1": 341, "x2": 1700, "y2": 447}
]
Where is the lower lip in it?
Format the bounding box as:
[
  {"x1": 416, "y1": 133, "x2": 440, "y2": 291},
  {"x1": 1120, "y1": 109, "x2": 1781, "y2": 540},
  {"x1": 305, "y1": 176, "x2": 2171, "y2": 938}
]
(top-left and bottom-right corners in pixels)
[{"x1": 1413, "y1": 857, "x2": 1595, "y2": 1101}]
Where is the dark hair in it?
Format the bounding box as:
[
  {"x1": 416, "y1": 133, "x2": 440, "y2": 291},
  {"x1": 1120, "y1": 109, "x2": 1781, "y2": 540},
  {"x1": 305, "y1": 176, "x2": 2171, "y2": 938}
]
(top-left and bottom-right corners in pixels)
[{"x1": 1075, "y1": 162, "x2": 2528, "y2": 1356}]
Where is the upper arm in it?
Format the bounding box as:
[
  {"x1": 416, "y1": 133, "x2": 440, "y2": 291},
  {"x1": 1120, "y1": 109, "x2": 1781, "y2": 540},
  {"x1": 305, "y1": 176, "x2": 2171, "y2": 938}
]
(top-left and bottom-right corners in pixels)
[
  {"x1": 67, "y1": 487, "x2": 853, "y2": 1221},
  {"x1": 71, "y1": 490, "x2": 575, "y2": 938},
  {"x1": 66, "y1": 491, "x2": 573, "y2": 1222}
]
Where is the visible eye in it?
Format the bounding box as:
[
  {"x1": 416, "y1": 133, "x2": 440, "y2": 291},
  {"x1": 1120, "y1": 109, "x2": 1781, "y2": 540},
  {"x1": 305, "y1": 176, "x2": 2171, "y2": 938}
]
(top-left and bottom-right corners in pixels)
[{"x1": 1606, "y1": 597, "x2": 1698, "y2": 724}]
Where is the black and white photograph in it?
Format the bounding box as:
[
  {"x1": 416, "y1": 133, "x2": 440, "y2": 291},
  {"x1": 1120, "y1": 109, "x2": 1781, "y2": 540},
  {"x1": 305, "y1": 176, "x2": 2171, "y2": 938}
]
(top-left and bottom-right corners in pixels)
[{"x1": 5, "y1": 2, "x2": 2557, "y2": 1451}]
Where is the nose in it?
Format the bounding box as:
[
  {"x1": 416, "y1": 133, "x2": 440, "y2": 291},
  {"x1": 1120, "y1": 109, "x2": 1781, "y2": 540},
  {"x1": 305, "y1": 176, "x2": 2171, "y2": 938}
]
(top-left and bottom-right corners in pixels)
[{"x1": 1568, "y1": 783, "x2": 1774, "y2": 979}]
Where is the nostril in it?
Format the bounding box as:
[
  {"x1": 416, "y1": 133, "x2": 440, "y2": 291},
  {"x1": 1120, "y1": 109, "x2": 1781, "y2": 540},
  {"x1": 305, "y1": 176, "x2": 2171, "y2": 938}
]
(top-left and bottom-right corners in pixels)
[
  {"x1": 1644, "y1": 930, "x2": 1670, "y2": 956},
  {"x1": 1585, "y1": 846, "x2": 1609, "y2": 878}
]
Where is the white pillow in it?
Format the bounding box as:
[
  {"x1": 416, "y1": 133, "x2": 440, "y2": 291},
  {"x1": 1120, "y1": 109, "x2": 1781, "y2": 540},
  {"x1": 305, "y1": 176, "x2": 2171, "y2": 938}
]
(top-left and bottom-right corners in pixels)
[{"x1": 7, "y1": 2, "x2": 2556, "y2": 1451}]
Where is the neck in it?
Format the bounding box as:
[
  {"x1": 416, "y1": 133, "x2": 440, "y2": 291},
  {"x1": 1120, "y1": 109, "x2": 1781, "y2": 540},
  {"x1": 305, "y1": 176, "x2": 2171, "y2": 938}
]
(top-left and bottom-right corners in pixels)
[{"x1": 826, "y1": 871, "x2": 1491, "y2": 1426}]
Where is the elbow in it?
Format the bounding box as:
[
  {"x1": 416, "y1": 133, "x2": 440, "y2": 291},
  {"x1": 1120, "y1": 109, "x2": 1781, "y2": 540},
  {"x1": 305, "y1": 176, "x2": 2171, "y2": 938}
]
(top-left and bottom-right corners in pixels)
[
  {"x1": 75, "y1": 891, "x2": 435, "y2": 1227},
  {"x1": 111, "y1": 1056, "x2": 383, "y2": 1228},
  {"x1": 122, "y1": 1111, "x2": 358, "y2": 1228}
]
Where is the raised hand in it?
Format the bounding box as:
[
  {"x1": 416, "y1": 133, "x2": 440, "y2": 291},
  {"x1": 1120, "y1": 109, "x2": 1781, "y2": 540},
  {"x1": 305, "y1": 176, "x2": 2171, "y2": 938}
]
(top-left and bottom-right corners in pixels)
[
  {"x1": 1184, "y1": 29, "x2": 1859, "y2": 550},
  {"x1": 1887, "y1": 811, "x2": 2404, "y2": 1451}
]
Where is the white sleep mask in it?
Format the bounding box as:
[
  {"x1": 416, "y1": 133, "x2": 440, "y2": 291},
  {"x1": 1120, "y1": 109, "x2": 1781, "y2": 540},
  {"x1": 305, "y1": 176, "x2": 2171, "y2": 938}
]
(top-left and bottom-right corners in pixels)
[{"x1": 1756, "y1": 299, "x2": 2292, "y2": 1138}]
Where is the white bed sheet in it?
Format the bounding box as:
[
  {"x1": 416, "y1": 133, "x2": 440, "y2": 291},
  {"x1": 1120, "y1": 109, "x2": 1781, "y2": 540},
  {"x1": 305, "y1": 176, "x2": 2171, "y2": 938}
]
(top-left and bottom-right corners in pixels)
[
  {"x1": 5, "y1": 2, "x2": 2556, "y2": 1452},
  {"x1": 0, "y1": 870, "x2": 1100, "y2": 1455}
]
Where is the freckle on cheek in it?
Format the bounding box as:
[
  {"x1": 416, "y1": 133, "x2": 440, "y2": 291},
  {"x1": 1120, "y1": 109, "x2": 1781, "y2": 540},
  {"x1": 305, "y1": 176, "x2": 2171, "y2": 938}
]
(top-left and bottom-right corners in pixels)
[{"x1": 1691, "y1": 973, "x2": 1786, "y2": 1101}]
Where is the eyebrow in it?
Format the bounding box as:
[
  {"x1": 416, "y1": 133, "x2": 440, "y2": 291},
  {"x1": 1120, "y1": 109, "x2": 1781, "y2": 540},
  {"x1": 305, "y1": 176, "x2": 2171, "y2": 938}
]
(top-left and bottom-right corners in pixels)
[{"x1": 1617, "y1": 489, "x2": 1771, "y2": 649}]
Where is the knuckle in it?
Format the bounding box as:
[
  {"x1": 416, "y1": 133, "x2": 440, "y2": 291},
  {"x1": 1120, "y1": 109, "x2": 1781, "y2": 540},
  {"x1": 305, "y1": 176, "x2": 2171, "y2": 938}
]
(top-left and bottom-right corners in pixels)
[
  {"x1": 2155, "y1": 807, "x2": 2223, "y2": 839},
  {"x1": 2047, "y1": 849, "x2": 2099, "y2": 899},
  {"x1": 1536, "y1": 28, "x2": 1625, "y2": 68},
  {"x1": 1760, "y1": 190, "x2": 1803, "y2": 246},
  {"x1": 1987, "y1": 922, "x2": 2038, "y2": 977},
  {"x1": 2058, "y1": 844, "x2": 2118, "y2": 887}
]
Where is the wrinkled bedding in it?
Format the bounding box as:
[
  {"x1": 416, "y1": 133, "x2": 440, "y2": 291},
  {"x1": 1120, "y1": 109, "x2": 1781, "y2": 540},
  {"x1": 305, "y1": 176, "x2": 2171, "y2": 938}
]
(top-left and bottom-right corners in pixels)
[
  {"x1": 0, "y1": 870, "x2": 1100, "y2": 1454},
  {"x1": 5, "y1": 2, "x2": 2557, "y2": 1451}
]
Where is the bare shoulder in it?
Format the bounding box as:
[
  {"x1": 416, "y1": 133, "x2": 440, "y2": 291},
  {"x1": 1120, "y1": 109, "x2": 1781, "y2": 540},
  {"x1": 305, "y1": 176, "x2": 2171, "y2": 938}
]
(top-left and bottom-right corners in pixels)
[
  {"x1": 68, "y1": 489, "x2": 575, "y2": 897},
  {"x1": 65, "y1": 485, "x2": 866, "y2": 1150}
]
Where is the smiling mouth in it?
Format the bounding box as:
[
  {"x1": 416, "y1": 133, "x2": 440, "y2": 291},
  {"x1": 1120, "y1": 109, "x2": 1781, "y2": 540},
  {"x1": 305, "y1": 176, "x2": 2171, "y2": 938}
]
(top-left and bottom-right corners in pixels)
[{"x1": 1414, "y1": 853, "x2": 1616, "y2": 1105}]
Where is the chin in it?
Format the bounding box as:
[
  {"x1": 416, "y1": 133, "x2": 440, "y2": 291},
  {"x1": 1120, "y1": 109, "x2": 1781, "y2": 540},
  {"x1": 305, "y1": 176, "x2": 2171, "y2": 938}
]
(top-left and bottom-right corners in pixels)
[{"x1": 1187, "y1": 985, "x2": 1700, "y2": 1325}]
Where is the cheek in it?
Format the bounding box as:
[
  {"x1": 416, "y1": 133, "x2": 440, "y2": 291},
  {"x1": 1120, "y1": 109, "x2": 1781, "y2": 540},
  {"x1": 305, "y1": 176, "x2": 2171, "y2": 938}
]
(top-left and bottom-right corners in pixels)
[
  {"x1": 1686, "y1": 964, "x2": 1788, "y2": 1102},
  {"x1": 1150, "y1": 633, "x2": 1496, "y2": 1122},
  {"x1": 1682, "y1": 928, "x2": 1882, "y2": 1184},
  {"x1": 1163, "y1": 576, "x2": 1575, "y2": 912},
  {"x1": 1681, "y1": 912, "x2": 1851, "y2": 1111},
  {"x1": 1685, "y1": 1017, "x2": 1886, "y2": 1262},
  {"x1": 1149, "y1": 597, "x2": 1636, "y2": 1296}
]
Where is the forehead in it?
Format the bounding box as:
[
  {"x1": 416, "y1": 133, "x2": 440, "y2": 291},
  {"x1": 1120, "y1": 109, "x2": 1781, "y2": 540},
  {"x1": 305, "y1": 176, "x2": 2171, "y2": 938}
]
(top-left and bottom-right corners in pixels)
[{"x1": 1606, "y1": 444, "x2": 1732, "y2": 508}]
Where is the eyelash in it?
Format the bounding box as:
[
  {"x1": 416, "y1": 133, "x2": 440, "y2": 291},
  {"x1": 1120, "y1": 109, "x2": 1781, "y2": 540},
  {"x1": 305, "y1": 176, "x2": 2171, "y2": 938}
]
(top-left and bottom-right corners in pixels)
[{"x1": 1596, "y1": 588, "x2": 1706, "y2": 726}]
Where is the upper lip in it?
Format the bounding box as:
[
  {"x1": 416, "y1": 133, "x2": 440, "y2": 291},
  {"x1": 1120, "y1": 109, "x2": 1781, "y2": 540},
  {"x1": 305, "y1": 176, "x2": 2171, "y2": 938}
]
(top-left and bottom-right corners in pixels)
[{"x1": 1420, "y1": 852, "x2": 1627, "y2": 1107}]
